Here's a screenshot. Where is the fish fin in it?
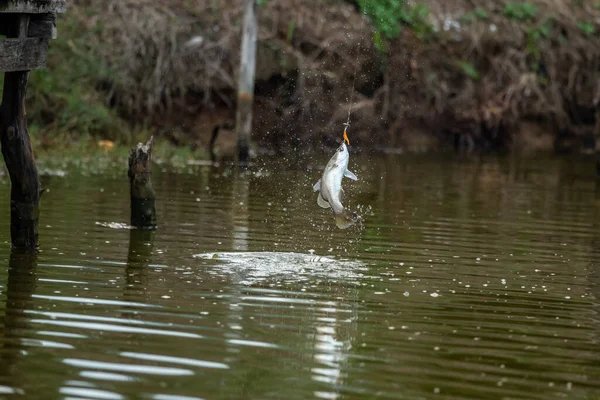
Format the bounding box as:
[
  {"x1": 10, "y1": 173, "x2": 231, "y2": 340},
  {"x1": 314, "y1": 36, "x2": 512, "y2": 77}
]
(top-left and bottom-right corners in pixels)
[
  {"x1": 317, "y1": 193, "x2": 331, "y2": 209},
  {"x1": 344, "y1": 169, "x2": 358, "y2": 181},
  {"x1": 339, "y1": 188, "x2": 345, "y2": 202},
  {"x1": 334, "y1": 208, "x2": 360, "y2": 229},
  {"x1": 313, "y1": 179, "x2": 321, "y2": 192}
]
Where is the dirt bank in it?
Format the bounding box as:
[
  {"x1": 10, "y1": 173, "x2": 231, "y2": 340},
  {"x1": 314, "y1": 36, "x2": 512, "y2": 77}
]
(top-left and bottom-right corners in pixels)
[{"x1": 32, "y1": 0, "x2": 600, "y2": 155}]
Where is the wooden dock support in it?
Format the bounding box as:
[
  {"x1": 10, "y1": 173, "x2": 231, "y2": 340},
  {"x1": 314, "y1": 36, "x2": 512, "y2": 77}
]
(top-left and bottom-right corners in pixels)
[
  {"x1": 235, "y1": 0, "x2": 258, "y2": 165},
  {"x1": 0, "y1": 1, "x2": 66, "y2": 251},
  {"x1": 0, "y1": 16, "x2": 41, "y2": 251},
  {"x1": 128, "y1": 137, "x2": 157, "y2": 230}
]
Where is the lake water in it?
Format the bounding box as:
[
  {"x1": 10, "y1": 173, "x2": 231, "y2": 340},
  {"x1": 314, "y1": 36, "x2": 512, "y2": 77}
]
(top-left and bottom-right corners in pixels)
[{"x1": 1, "y1": 153, "x2": 599, "y2": 399}]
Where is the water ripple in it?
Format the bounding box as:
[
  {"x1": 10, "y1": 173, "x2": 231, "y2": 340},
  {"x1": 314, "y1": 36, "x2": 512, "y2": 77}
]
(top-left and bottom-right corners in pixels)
[{"x1": 63, "y1": 359, "x2": 195, "y2": 376}]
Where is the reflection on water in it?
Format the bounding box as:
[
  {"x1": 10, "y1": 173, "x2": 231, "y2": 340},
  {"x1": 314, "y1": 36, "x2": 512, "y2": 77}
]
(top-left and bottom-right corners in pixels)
[
  {"x1": 0, "y1": 253, "x2": 38, "y2": 397},
  {"x1": 0, "y1": 153, "x2": 599, "y2": 399}
]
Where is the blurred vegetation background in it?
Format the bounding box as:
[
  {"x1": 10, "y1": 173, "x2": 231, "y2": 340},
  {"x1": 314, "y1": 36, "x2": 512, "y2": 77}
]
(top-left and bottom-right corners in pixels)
[{"x1": 11, "y1": 0, "x2": 600, "y2": 155}]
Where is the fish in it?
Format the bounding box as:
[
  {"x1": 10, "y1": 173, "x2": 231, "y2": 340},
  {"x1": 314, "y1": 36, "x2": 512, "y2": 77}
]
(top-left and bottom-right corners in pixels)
[{"x1": 313, "y1": 142, "x2": 360, "y2": 229}]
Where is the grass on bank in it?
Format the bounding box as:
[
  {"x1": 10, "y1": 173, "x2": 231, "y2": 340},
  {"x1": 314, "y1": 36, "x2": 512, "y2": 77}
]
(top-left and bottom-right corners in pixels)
[
  {"x1": 31, "y1": 137, "x2": 210, "y2": 177},
  {"x1": 25, "y1": 11, "x2": 130, "y2": 144}
]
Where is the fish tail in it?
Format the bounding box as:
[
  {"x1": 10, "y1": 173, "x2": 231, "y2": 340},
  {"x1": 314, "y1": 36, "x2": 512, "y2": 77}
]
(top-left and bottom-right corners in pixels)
[{"x1": 334, "y1": 208, "x2": 360, "y2": 229}]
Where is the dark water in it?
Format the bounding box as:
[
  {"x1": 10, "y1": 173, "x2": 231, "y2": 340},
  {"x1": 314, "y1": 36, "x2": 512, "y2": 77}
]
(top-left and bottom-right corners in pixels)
[{"x1": 1, "y1": 153, "x2": 600, "y2": 400}]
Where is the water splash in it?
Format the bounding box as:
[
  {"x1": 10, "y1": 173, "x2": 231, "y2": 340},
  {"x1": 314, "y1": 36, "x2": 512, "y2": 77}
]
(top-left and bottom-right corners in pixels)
[{"x1": 193, "y1": 251, "x2": 367, "y2": 284}]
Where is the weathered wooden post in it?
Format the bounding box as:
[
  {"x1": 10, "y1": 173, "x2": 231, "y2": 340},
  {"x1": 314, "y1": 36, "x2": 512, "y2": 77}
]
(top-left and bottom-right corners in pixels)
[
  {"x1": 235, "y1": 0, "x2": 258, "y2": 165},
  {"x1": 128, "y1": 137, "x2": 157, "y2": 229},
  {"x1": 0, "y1": 0, "x2": 66, "y2": 251}
]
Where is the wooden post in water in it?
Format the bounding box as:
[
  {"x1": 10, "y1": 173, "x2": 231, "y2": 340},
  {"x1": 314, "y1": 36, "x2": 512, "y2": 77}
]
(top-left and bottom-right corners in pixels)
[
  {"x1": 235, "y1": 0, "x2": 258, "y2": 165},
  {"x1": 128, "y1": 137, "x2": 157, "y2": 229},
  {"x1": 0, "y1": 0, "x2": 66, "y2": 251},
  {"x1": 0, "y1": 16, "x2": 41, "y2": 251}
]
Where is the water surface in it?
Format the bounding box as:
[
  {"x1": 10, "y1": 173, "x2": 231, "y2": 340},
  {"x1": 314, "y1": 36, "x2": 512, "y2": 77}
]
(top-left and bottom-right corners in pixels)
[{"x1": 0, "y1": 153, "x2": 599, "y2": 399}]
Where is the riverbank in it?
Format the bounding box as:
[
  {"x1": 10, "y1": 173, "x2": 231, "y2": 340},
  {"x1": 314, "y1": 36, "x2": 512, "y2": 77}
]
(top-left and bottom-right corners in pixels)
[{"x1": 15, "y1": 0, "x2": 600, "y2": 155}]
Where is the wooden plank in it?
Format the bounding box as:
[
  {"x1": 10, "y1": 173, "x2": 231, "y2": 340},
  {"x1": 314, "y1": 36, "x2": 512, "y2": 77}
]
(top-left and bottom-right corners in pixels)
[
  {"x1": 0, "y1": 13, "x2": 57, "y2": 38},
  {"x1": 0, "y1": 37, "x2": 48, "y2": 71},
  {"x1": 0, "y1": 0, "x2": 66, "y2": 14}
]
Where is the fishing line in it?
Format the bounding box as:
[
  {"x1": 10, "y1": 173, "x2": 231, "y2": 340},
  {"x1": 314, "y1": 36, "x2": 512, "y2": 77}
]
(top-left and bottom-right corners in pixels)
[{"x1": 343, "y1": 4, "x2": 367, "y2": 145}]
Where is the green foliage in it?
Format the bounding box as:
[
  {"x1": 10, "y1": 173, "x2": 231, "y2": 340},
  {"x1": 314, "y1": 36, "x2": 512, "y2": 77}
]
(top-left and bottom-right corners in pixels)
[
  {"x1": 461, "y1": 8, "x2": 488, "y2": 24},
  {"x1": 578, "y1": 22, "x2": 596, "y2": 35},
  {"x1": 372, "y1": 30, "x2": 385, "y2": 52},
  {"x1": 407, "y1": 4, "x2": 433, "y2": 38},
  {"x1": 357, "y1": 0, "x2": 402, "y2": 38},
  {"x1": 357, "y1": 0, "x2": 433, "y2": 40},
  {"x1": 503, "y1": 2, "x2": 538, "y2": 22},
  {"x1": 286, "y1": 20, "x2": 295, "y2": 43},
  {"x1": 526, "y1": 19, "x2": 553, "y2": 59},
  {"x1": 474, "y1": 8, "x2": 489, "y2": 19},
  {"x1": 26, "y1": 13, "x2": 129, "y2": 141},
  {"x1": 33, "y1": 136, "x2": 208, "y2": 176},
  {"x1": 456, "y1": 60, "x2": 479, "y2": 80}
]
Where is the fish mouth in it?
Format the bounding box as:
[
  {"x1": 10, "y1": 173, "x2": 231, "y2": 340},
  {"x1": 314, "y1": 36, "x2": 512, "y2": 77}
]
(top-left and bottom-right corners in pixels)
[{"x1": 335, "y1": 209, "x2": 360, "y2": 229}]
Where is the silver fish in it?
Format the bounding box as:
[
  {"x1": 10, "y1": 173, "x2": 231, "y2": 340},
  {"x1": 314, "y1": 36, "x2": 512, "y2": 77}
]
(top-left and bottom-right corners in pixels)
[{"x1": 313, "y1": 142, "x2": 360, "y2": 229}]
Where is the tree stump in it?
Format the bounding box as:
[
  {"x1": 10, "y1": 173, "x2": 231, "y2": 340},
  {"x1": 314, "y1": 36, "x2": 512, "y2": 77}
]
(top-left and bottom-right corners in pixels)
[
  {"x1": 128, "y1": 137, "x2": 156, "y2": 229},
  {"x1": 0, "y1": 15, "x2": 42, "y2": 252}
]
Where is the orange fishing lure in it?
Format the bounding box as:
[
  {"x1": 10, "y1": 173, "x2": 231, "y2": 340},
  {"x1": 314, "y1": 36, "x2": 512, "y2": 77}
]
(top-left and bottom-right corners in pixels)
[{"x1": 343, "y1": 127, "x2": 350, "y2": 145}]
